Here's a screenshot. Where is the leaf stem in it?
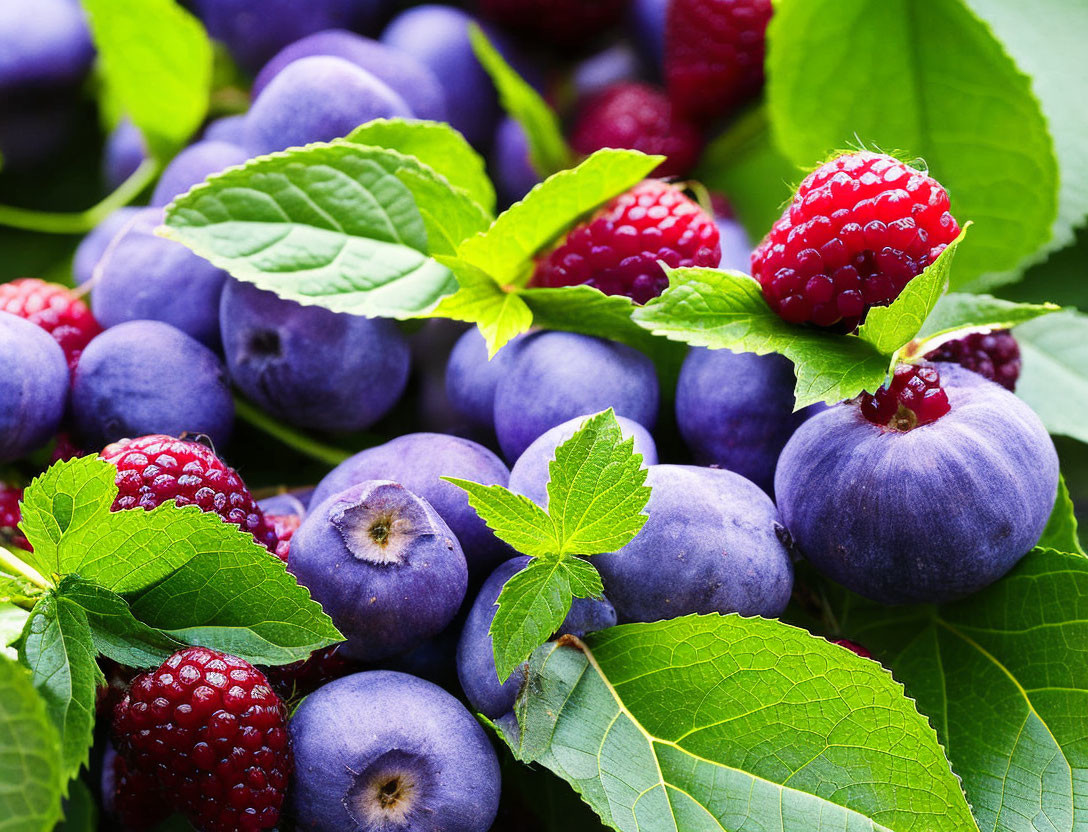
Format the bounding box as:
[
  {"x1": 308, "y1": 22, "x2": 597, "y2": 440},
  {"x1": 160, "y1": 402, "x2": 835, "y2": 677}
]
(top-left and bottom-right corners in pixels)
[
  {"x1": 0, "y1": 546, "x2": 50, "y2": 590},
  {"x1": 233, "y1": 396, "x2": 354, "y2": 468},
  {"x1": 0, "y1": 158, "x2": 160, "y2": 234}
]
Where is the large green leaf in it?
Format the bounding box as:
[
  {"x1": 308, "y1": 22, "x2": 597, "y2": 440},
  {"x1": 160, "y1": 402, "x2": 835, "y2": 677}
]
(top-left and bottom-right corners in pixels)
[
  {"x1": 1014, "y1": 310, "x2": 1088, "y2": 445},
  {"x1": 1038, "y1": 477, "x2": 1085, "y2": 556},
  {"x1": 502, "y1": 615, "x2": 978, "y2": 832},
  {"x1": 909, "y1": 292, "x2": 1060, "y2": 355}
]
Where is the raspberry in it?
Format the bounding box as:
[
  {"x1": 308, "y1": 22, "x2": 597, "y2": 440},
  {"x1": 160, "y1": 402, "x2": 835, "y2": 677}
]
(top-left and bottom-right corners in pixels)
[
  {"x1": 835, "y1": 639, "x2": 874, "y2": 660},
  {"x1": 478, "y1": 0, "x2": 626, "y2": 45},
  {"x1": 100, "y1": 435, "x2": 279, "y2": 553},
  {"x1": 264, "y1": 512, "x2": 300, "y2": 563},
  {"x1": 262, "y1": 643, "x2": 352, "y2": 701},
  {"x1": 104, "y1": 746, "x2": 173, "y2": 830},
  {"x1": 0, "y1": 277, "x2": 102, "y2": 371},
  {"x1": 112, "y1": 646, "x2": 291, "y2": 832},
  {"x1": 570, "y1": 82, "x2": 703, "y2": 179},
  {"x1": 860, "y1": 363, "x2": 950, "y2": 431},
  {"x1": 530, "y1": 179, "x2": 721, "y2": 304},
  {"x1": 752, "y1": 152, "x2": 961, "y2": 329},
  {"x1": 925, "y1": 329, "x2": 1020, "y2": 391},
  {"x1": 0, "y1": 483, "x2": 28, "y2": 551},
  {"x1": 665, "y1": 0, "x2": 772, "y2": 122}
]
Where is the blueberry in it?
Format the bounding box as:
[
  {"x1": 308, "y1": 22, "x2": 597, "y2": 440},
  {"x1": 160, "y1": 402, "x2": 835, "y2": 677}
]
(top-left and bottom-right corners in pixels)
[
  {"x1": 290, "y1": 481, "x2": 468, "y2": 662},
  {"x1": 573, "y1": 43, "x2": 644, "y2": 98},
  {"x1": 72, "y1": 207, "x2": 140, "y2": 286},
  {"x1": 202, "y1": 114, "x2": 248, "y2": 145},
  {"x1": 71, "y1": 320, "x2": 234, "y2": 450},
  {"x1": 311, "y1": 433, "x2": 513, "y2": 578},
  {"x1": 149, "y1": 140, "x2": 250, "y2": 207},
  {"x1": 628, "y1": 0, "x2": 667, "y2": 75},
  {"x1": 252, "y1": 29, "x2": 447, "y2": 122},
  {"x1": 0, "y1": 0, "x2": 93, "y2": 93},
  {"x1": 776, "y1": 363, "x2": 1060, "y2": 605},
  {"x1": 289, "y1": 670, "x2": 500, "y2": 832},
  {"x1": 0, "y1": 312, "x2": 68, "y2": 463},
  {"x1": 490, "y1": 117, "x2": 539, "y2": 206},
  {"x1": 494, "y1": 331, "x2": 659, "y2": 462},
  {"x1": 91, "y1": 207, "x2": 227, "y2": 348},
  {"x1": 102, "y1": 119, "x2": 147, "y2": 190},
  {"x1": 444, "y1": 326, "x2": 522, "y2": 434},
  {"x1": 509, "y1": 413, "x2": 658, "y2": 509},
  {"x1": 219, "y1": 280, "x2": 410, "y2": 433},
  {"x1": 257, "y1": 491, "x2": 309, "y2": 520},
  {"x1": 715, "y1": 214, "x2": 753, "y2": 273},
  {"x1": 594, "y1": 464, "x2": 794, "y2": 622},
  {"x1": 675, "y1": 348, "x2": 823, "y2": 495},
  {"x1": 243, "y1": 55, "x2": 411, "y2": 155},
  {"x1": 457, "y1": 556, "x2": 616, "y2": 718},
  {"x1": 0, "y1": 96, "x2": 75, "y2": 169}
]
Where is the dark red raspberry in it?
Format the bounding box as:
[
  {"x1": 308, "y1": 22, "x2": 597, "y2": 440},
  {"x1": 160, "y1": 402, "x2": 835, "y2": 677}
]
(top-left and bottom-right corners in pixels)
[
  {"x1": 49, "y1": 432, "x2": 85, "y2": 464},
  {"x1": 478, "y1": 0, "x2": 626, "y2": 46},
  {"x1": 665, "y1": 0, "x2": 772, "y2": 122},
  {"x1": 531, "y1": 179, "x2": 721, "y2": 303},
  {"x1": 0, "y1": 277, "x2": 102, "y2": 371},
  {"x1": 262, "y1": 644, "x2": 352, "y2": 701},
  {"x1": 0, "y1": 483, "x2": 29, "y2": 551},
  {"x1": 264, "y1": 513, "x2": 300, "y2": 563},
  {"x1": 569, "y1": 82, "x2": 704, "y2": 179},
  {"x1": 100, "y1": 435, "x2": 279, "y2": 553},
  {"x1": 860, "y1": 363, "x2": 950, "y2": 431},
  {"x1": 752, "y1": 152, "x2": 961, "y2": 329},
  {"x1": 835, "y1": 639, "x2": 874, "y2": 660},
  {"x1": 104, "y1": 745, "x2": 173, "y2": 830},
  {"x1": 925, "y1": 330, "x2": 1020, "y2": 391},
  {"x1": 112, "y1": 646, "x2": 291, "y2": 832}
]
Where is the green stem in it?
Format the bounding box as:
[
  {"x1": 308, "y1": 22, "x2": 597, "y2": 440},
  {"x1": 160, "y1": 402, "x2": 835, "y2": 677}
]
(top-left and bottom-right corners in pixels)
[
  {"x1": 0, "y1": 157, "x2": 160, "y2": 234},
  {"x1": 233, "y1": 396, "x2": 354, "y2": 468},
  {"x1": 0, "y1": 546, "x2": 50, "y2": 590}
]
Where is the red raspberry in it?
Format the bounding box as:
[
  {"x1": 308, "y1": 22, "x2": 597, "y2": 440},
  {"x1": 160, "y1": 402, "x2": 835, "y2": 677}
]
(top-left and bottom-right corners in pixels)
[
  {"x1": 570, "y1": 82, "x2": 703, "y2": 179},
  {"x1": 925, "y1": 329, "x2": 1020, "y2": 391},
  {"x1": 665, "y1": 0, "x2": 772, "y2": 123},
  {"x1": 100, "y1": 435, "x2": 279, "y2": 553},
  {"x1": 860, "y1": 363, "x2": 950, "y2": 431},
  {"x1": 112, "y1": 646, "x2": 291, "y2": 832},
  {"x1": 264, "y1": 513, "x2": 300, "y2": 563},
  {"x1": 0, "y1": 483, "x2": 29, "y2": 551},
  {"x1": 752, "y1": 152, "x2": 961, "y2": 329},
  {"x1": 49, "y1": 432, "x2": 85, "y2": 464},
  {"x1": 531, "y1": 179, "x2": 721, "y2": 303},
  {"x1": 834, "y1": 639, "x2": 874, "y2": 660},
  {"x1": 104, "y1": 746, "x2": 173, "y2": 831},
  {"x1": 0, "y1": 278, "x2": 102, "y2": 371},
  {"x1": 478, "y1": 0, "x2": 626, "y2": 45}
]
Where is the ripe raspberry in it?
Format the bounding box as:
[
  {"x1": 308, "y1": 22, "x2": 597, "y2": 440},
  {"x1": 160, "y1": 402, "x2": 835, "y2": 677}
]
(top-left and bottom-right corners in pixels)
[
  {"x1": 834, "y1": 639, "x2": 874, "y2": 660},
  {"x1": 104, "y1": 746, "x2": 172, "y2": 830},
  {"x1": 478, "y1": 0, "x2": 626, "y2": 45},
  {"x1": 752, "y1": 152, "x2": 961, "y2": 329},
  {"x1": 112, "y1": 646, "x2": 291, "y2": 832},
  {"x1": 262, "y1": 643, "x2": 352, "y2": 700},
  {"x1": 860, "y1": 363, "x2": 950, "y2": 431},
  {"x1": 531, "y1": 179, "x2": 721, "y2": 303},
  {"x1": 100, "y1": 435, "x2": 279, "y2": 553},
  {"x1": 0, "y1": 483, "x2": 29, "y2": 551},
  {"x1": 49, "y1": 432, "x2": 85, "y2": 464},
  {"x1": 665, "y1": 0, "x2": 772, "y2": 122},
  {"x1": 264, "y1": 513, "x2": 300, "y2": 563},
  {"x1": 570, "y1": 82, "x2": 703, "y2": 179},
  {"x1": 925, "y1": 329, "x2": 1020, "y2": 391},
  {"x1": 0, "y1": 278, "x2": 102, "y2": 371}
]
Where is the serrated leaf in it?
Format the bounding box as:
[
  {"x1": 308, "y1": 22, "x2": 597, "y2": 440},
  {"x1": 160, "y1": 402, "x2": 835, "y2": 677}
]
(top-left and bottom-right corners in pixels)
[
  {"x1": 458, "y1": 149, "x2": 662, "y2": 286},
  {"x1": 856, "y1": 226, "x2": 966, "y2": 356},
  {"x1": 910, "y1": 291, "x2": 1061, "y2": 354},
  {"x1": 431, "y1": 256, "x2": 534, "y2": 356},
  {"x1": 837, "y1": 547, "x2": 1088, "y2": 832},
  {"x1": 1037, "y1": 476, "x2": 1085, "y2": 556},
  {"x1": 346, "y1": 118, "x2": 496, "y2": 214},
  {"x1": 767, "y1": 0, "x2": 1058, "y2": 286},
  {"x1": 20, "y1": 593, "x2": 100, "y2": 783},
  {"x1": 161, "y1": 141, "x2": 464, "y2": 319},
  {"x1": 442, "y1": 478, "x2": 557, "y2": 557},
  {"x1": 468, "y1": 25, "x2": 572, "y2": 178},
  {"x1": 633, "y1": 268, "x2": 889, "y2": 407},
  {"x1": 0, "y1": 654, "x2": 65, "y2": 832},
  {"x1": 500, "y1": 614, "x2": 978, "y2": 832},
  {"x1": 81, "y1": 0, "x2": 212, "y2": 158},
  {"x1": 546, "y1": 411, "x2": 650, "y2": 556},
  {"x1": 1014, "y1": 310, "x2": 1088, "y2": 445},
  {"x1": 0, "y1": 571, "x2": 36, "y2": 606}
]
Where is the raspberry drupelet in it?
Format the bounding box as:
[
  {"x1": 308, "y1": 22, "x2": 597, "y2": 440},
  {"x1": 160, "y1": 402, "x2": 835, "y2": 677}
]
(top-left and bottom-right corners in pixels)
[
  {"x1": 925, "y1": 329, "x2": 1020, "y2": 391},
  {"x1": 0, "y1": 277, "x2": 102, "y2": 371},
  {"x1": 860, "y1": 363, "x2": 951, "y2": 431}
]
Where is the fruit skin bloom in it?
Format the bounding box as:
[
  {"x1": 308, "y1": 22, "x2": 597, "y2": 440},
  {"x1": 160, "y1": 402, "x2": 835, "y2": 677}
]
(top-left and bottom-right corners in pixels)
[{"x1": 752, "y1": 152, "x2": 961, "y2": 329}]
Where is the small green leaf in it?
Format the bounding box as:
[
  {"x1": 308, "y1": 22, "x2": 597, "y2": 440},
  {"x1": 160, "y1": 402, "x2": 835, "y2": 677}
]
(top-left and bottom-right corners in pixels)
[
  {"x1": 442, "y1": 478, "x2": 558, "y2": 557},
  {"x1": 431, "y1": 256, "x2": 534, "y2": 356},
  {"x1": 346, "y1": 118, "x2": 496, "y2": 214},
  {"x1": 81, "y1": 0, "x2": 212, "y2": 158},
  {"x1": 468, "y1": 24, "x2": 572, "y2": 177},
  {"x1": 0, "y1": 654, "x2": 65, "y2": 832},
  {"x1": 910, "y1": 291, "x2": 1062, "y2": 354},
  {"x1": 57, "y1": 778, "x2": 98, "y2": 832},
  {"x1": 20, "y1": 592, "x2": 101, "y2": 783},
  {"x1": 1038, "y1": 476, "x2": 1085, "y2": 556},
  {"x1": 1015, "y1": 309, "x2": 1088, "y2": 445}
]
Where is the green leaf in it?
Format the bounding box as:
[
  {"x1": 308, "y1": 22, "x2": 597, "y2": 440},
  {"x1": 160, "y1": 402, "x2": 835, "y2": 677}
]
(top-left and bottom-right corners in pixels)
[
  {"x1": 81, "y1": 0, "x2": 212, "y2": 158},
  {"x1": 910, "y1": 292, "x2": 1061, "y2": 354},
  {"x1": 346, "y1": 118, "x2": 496, "y2": 214},
  {"x1": 501, "y1": 614, "x2": 978, "y2": 832},
  {"x1": 489, "y1": 556, "x2": 603, "y2": 683},
  {"x1": 57, "y1": 576, "x2": 184, "y2": 669},
  {"x1": 0, "y1": 603, "x2": 28, "y2": 661},
  {"x1": 837, "y1": 547, "x2": 1088, "y2": 832},
  {"x1": 1015, "y1": 310, "x2": 1088, "y2": 445},
  {"x1": 468, "y1": 24, "x2": 572, "y2": 177},
  {"x1": 20, "y1": 593, "x2": 101, "y2": 783},
  {"x1": 161, "y1": 141, "x2": 464, "y2": 319},
  {"x1": 431, "y1": 256, "x2": 534, "y2": 357},
  {"x1": 441, "y1": 478, "x2": 557, "y2": 557},
  {"x1": 0, "y1": 654, "x2": 65, "y2": 832},
  {"x1": 57, "y1": 778, "x2": 98, "y2": 832},
  {"x1": 545, "y1": 410, "x2": 651, "y2": 556},
  {"x1": 458, "y1": 149, "x2": 662, "y2": 287},
  {"x1": 766, "y1": 0, "x2": 1058, "y2": 286},
  {"x1": 1037, "y1": 476, "x2": 1085, "y2": 556},
  {"x1": 633, "y1": 268, "x2": 890, "y2": 407}
]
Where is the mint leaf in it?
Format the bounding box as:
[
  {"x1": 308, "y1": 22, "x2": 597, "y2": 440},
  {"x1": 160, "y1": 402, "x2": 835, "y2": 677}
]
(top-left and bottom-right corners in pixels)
[
  {"x1": 442, "y1": 477, "x2": 557, "y2": 557},
  {"x1": 468, "y1": 25, "x2": 572, "y2": 177},
  {"x1": 346, "y1": 118, "x2": 496, "y2": 214},
  {"x1": 1015, "y1": 309, "x2": 1088, "y2": 445},
  {"x1": 161, "y1": 141, "x2": 468, "y2": 319},
  {"x1": 501, "y1": 615, "x2": 977, "y2": 832},
  {"x1": 0, "y1": 654, "x2": 65, "y2": 831},
  {"x1": 909, "y1": 291, "x2": 1061, "y2": 354},
  {"x1": 633, "y1": 268, "x2": 889, "y2": 407},
  {"x1": 431, "y1": 257, "x2": 534, "y2": 357},
  {"x1": 766, "y1": 0, "x2": 1058, "y2": 286},
  {"x1": 1038, "y1": 476, "x2": 1085, "y2": 556},
  {"x1": 81, "y1": 0, "x2": 212, "y2": 158},
  {"x1": 20, "y1": 592, "x2": 101, "y2": 782}
]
